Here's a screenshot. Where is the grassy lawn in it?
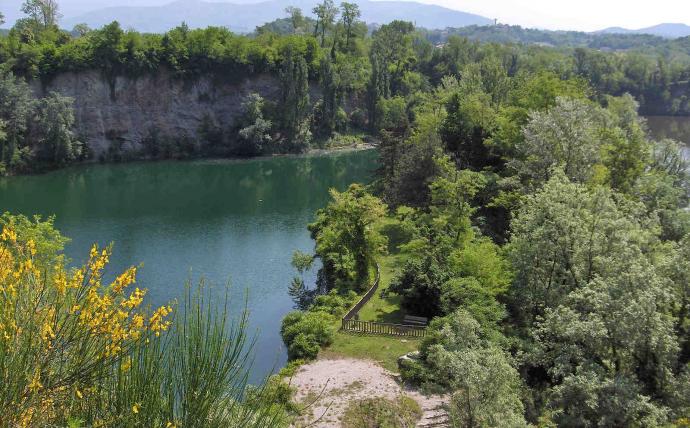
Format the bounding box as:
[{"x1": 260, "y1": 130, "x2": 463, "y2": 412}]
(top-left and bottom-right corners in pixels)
[
  {"x1": 323, "y1": 253, "x2": 421, "y2": 372},
  {"x1": 322, "y1": 332, "x2": 420, "y2": 372},
  {"x1": 357, "y1": 254, "x2": 406, "y2": 323}
]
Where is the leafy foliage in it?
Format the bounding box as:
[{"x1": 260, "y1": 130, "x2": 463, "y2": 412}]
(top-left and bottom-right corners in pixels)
[{"x1": 309, "y1": 184, "x2": 387, "y2": 290}]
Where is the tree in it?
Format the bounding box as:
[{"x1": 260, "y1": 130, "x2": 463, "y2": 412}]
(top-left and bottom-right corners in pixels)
[
  {"x1": 33, "y1": 92, "x2": 82, "y2": 166},
  {"x1": 0, "y1": 10, "x2": 5, "y2": 26},
  {"x1": 368, "y1": 20, "x2": 414, "y2": 102},
  {"x1": 423, "y1": 311, "x2": 526, "y2": 427},
  {"x1": 308, "y1": 184, "x2": 387, "y2": 290},
  {"x1": 279, "y1": 47, "x2": 311, "y2": 151},
  {"x1": 510, "y1": 97, "x2": 606, "y2": 189},
  {"x1": 440, "y1": 68, "x2": 498, "y2": 170},
  {"x1": 339, "y1": 2, "x2": 361, "y2": 50},
  {"x1": 506, "y1": 172, "x2": 655, "y2": 327},
  {"x1": 236, "y1": 93, "x2": 272, "y2": 155},
  {"x1": 0, "y1": 73, "x2": 35, "y2": 172},
  {"x1": 507, "y1": 173, "x2": 688, "y2": 424},
  {"x1": 428, "y1": 156, "x2": 487, "y2": 242},
  {"x1": 317, "y1": 57, "x2": 340, "y2": 137},
  {"x1": 284, "y1": 6, "x2": 305, "y2": 33},
  {"x1": 532, "y1": 257, "x2": 677, "y2": 426},
  {"x1": 21, "y1": 0, "x2": 61, "y2": 28},
  {"x1": 600, "y1": 94, "x2": 649, "y2": 192},
  {"x1": 312, "y1": 0, "x2": 338, "y2": 47},
  {"x1": 72, "y1": 22, "x2": 91, "y2": 37}
]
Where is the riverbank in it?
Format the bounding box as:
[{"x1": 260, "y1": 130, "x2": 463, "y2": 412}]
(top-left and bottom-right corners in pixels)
[{"x1": 1, "y1": 134, "x2": 378, "y2": 177}]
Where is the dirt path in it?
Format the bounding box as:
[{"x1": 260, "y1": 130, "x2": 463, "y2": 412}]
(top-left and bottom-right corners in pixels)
[{"x1": 289, "y1": 357, "x2": 449, "y2": 428}]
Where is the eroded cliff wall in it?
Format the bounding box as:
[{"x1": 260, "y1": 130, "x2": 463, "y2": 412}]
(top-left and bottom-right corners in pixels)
[{"x1": 32, "y1": 70, "x2": 282, "y2": 156}]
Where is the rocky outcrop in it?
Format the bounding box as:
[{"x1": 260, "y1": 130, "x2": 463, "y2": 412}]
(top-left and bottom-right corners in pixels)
[{"x1": 32, "y1": 70, "x2": 282, "y2": 156}]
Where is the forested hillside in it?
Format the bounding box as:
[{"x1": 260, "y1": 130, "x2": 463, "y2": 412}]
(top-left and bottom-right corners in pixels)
[
  {"x1": 278, "y1": 15, "x2": 690, "y2": 427},
  {"x1": 2, "y1": 0, "x2": 690, "y2": 175}
]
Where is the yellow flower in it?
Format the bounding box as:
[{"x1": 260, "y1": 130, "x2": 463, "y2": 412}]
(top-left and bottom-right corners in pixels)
[
  {"x1": 1, "y1": 227, "x2": 17, "y2": 242},
  {"x1": 28, "y1": 372, "x2": 42, "y2": 392},
  {"x1": 132, "y1": 403, "x2": 140, "y2": 414},
  {"x1": 122, "y1": 288, "x2": 146, "y2": 310},
  {"x1": 111, "y1": 267, "x2": 137, "y2": 293},
  {"x1": 149, "y1": 305, "x2": 173, "y2": 336},
  {"x1": 75, "y1": 389, "x2": 83, "y2": 399},
  {"x1": 26, "y1": 239, "x2": 36, "y2": 256},
  {"x1": 41, "y1": 322, "x2": 56, "y2": 341}
]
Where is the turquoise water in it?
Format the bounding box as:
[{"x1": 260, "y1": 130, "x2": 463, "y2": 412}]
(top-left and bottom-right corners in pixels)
[{"x1": 0, "y1": 150, "x2": 378, "y2": 381}]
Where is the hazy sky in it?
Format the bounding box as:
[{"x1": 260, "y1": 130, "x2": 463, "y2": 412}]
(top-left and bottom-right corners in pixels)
[
  {"x1": 1, "y1": 0, "x2": 689, "y2": 31},
  {"x1": 409, "y1": 0, "x2": 690, "y2": 31}
]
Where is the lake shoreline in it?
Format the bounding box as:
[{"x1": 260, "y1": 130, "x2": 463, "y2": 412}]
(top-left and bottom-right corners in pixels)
[{"x1": 1, "y1": 140, "x2": 379, "y2": 178}]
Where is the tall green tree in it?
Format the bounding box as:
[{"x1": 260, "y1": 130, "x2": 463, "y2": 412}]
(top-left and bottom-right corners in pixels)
[
  {"x1": 308, "y1": 184, "x2": 387, "y2": 290},
  {"x1": 21, "y1": 0, "x2": 60, "y2": 28},
  {"x1": 423, "y1": 310, "x2": 526, "y2": 427},
  {"x1": 33, "y1": 91, "x2": 82, "y2": 166},
  {"x1": 284, "y1": 6, "x2": 305, "y2": 34},
  {"x1": 279, "y1": 47, "x2": 311, "y2": 150},
  {"x1": 510, "y1": 97, "x2": 606, "y2": 189},
  {"x1": 367, "y1": 20, "x2": 415, "y2": 129},
  {"x1": 312, "y1": 0, "x2": 338, "y2": 47},
  {"x1": 0, "y1": 73, "x2": 35, "y2": 172},
  {"x1": 317, "y1": 56, "x2": 340, "y2": 137},
  {"x1": 339, "y1": 2, "x2": 361, "y2": 51}
]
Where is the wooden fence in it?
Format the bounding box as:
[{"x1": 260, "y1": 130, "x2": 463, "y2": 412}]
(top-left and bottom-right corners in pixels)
[
  {"x1": 341, "y1": 319, "x2": 427, "y2": 337},
  {"x1": 342, "y1": 264, "x2": 381, "y2": 321},
  {"x1": 340, "y1": 263, "x2": 427, "y2": 338}
]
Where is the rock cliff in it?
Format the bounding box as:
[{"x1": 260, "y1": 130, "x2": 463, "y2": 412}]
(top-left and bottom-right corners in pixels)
[{"x1": 32, "y1": 70, "x2": 282, "y2": 156}]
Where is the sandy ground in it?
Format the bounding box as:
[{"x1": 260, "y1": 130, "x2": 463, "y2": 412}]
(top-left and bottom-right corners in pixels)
[{"x1": 289, "y1": 357, "x2": 449, "y2": 428}]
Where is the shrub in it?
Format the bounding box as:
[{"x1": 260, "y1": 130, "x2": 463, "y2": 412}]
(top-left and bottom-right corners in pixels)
[
  {"x1": 0, "y1": 213, "x2": 286, "y2": 426},
  {"x1": 341, "y1": 396, "x2": 422, "y2": 428},
  {"x1": 280, "y1": 310, "x2": 335, "y2": 361},
  {"x1": 310, "y1": 289, "x2": 358, "y2": 316}
]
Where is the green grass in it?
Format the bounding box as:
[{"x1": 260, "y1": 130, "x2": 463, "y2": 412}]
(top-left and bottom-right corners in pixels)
[
  {"x1": 358, "y1": 254, "x2": 406, "y2": 323},
  {"x1": 322, "y1": 332, "x2": 419, "y2": 372},
  {"x1": 322, "y1": 253, "x2": 420, "y2": 372}
]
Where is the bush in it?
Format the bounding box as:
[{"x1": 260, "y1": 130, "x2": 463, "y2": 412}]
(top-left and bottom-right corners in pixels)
[
  {"x1": 341, "y1": 396, "x2": 422, "y2": 428},
  {"x1": 0, "y1": 213, "x2": 286, "y2": 427},
  {"x1": 280, "y1": 310, "x2": 335, "y2": 361},
  {"x1": 288, "y1": 333, "x2": 321, "y2": 360},
  {"x1": 310, "y1": 289, "x2": 358, "y2": 316}
]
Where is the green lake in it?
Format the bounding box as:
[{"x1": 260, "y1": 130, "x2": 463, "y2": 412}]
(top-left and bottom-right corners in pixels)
[
  {"x1": 0, "y1": 150, "x2": 378, "y2": 381},
  {"x1": 647, "y1": 116, "x2": 690, "y2": 159}
]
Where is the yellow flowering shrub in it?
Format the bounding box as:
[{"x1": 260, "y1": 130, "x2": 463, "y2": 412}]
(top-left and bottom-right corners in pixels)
[{"x1": 0, "y1": 224, "x2": 171, "y2": 427}]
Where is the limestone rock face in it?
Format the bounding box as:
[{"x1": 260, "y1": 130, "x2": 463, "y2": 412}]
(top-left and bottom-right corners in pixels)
[{"x1": 32, "y1": 70, "x2": 281, "y2": 156}]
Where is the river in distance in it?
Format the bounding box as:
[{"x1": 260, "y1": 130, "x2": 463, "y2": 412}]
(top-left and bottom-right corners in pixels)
[
  {"x1": 647, "y1": 115, "x2": 690, "y2": 160},
  {"x1": 0, "y1": 149, "x2": 378, "y2": 382}
]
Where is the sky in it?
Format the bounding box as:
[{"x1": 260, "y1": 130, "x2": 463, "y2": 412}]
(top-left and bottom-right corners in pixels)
[
  {"x1": 1, "y1": 0, "x2": 689, "y2": 31},
  {"x1": 407, "y1": 0, "x2": 690, "y2": 31}
]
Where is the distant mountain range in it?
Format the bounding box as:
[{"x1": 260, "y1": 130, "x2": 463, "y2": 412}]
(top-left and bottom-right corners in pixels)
[
  {"x1": 58, "y1": 0, "x2": 492, "y2": 33},
  {"x1": 597, "y1": 23, "x2": 690, "y2": 39}
]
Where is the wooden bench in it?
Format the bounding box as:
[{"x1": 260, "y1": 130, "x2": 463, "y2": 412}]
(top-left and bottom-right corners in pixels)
[{"x1": 403, "y1": 315, "x2": 428, "y2": 326}]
